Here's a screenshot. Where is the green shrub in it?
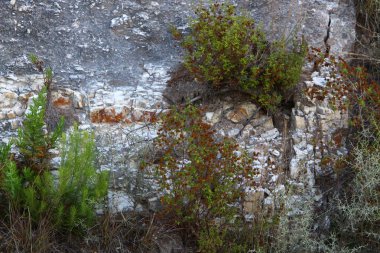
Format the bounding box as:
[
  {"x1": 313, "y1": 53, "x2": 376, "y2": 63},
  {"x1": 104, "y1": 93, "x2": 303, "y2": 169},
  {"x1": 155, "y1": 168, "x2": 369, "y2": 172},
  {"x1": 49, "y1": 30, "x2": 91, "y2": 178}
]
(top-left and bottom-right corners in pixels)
[
  {"x1": 16, "y1": 86, "x2": 64, "y2": 173},
  {"x1": 334, "y1": 140, "x2": 380, "y2": 252},
  {"x1": 2, "y1": 126, "x2": 109, "y2": 234},
  {"x1": 274, "y1": 142, "x2": 379, "y2": 253},
  {"x1": 0, "y1": 57, "x2": 109, "y2": 234},
  {"x1": 0, "y1": 142, "x2": 12, "y2": 166},
  {"x1": 151, "y1": 105, "x2": 254, "y2": 251},
  {"x1": 54, "y1": 124, "x2": 109, "y2": 232},
  {"x1": 176, "y1": 2, "x2": 307, "y2": 111},
  {"x1": 354, "y1": 0, "x2": 380, "y2": 79},
  {"x1": 307, "y1": 51, "x2": 380, "y2": 252}
]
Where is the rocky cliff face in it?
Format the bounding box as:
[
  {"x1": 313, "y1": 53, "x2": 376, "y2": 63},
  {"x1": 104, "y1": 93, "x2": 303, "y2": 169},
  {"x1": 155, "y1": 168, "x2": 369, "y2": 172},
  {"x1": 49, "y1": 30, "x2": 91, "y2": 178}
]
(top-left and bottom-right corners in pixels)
[{"x1": 0, "y1": 0, "x2": 356, "y2": 212}]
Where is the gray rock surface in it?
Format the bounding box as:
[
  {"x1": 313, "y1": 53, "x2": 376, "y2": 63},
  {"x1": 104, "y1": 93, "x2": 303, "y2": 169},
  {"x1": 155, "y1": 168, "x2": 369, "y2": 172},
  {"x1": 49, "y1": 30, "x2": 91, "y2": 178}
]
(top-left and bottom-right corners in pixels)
[
  {"x1": 0, "y1": 0, "x2": 355, "y2": 217},
  {"x1": 1, "y1": 0, "x2": 190, "y2": 111},
  {"x1": 1, "y1": 0, "x2": 355, "y2": 85}
]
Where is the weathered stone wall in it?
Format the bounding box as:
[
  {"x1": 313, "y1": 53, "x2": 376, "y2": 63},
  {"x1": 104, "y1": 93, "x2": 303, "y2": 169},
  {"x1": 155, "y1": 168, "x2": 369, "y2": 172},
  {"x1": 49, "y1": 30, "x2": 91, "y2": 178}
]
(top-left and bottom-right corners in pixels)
[{"x1": 0, "y1": 0, "x2": 355, "y2": 212}]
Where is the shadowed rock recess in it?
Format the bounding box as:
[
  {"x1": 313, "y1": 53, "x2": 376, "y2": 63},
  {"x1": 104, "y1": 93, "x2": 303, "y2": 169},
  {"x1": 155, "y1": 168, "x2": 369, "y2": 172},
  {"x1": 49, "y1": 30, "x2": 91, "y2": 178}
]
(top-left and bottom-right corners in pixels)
[{"x1": 1, "y1": 0, "x2": 355, "y2": 213}]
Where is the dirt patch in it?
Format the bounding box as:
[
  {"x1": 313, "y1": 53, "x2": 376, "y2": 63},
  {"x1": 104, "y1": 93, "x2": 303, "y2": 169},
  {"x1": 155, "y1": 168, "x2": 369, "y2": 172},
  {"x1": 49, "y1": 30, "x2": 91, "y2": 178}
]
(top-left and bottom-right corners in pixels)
[
  {"x1": 164, "y1": 64, "x2": 210, "y2": 105},
  {"x1": 164, "y1": 64, "x2": 255, "y2": 107}
]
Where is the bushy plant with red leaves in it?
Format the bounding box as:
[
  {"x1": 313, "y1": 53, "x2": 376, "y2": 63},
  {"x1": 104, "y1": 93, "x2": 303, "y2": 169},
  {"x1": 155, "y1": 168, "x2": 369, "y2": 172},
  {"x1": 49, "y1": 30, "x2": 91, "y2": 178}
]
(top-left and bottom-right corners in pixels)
[{"x1": 152, "y1": 105, "x2": 254, "y2": 251}]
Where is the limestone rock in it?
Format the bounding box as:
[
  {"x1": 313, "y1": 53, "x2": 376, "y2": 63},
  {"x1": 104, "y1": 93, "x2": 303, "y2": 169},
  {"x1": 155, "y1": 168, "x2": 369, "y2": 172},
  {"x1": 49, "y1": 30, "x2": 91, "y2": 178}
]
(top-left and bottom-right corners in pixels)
[
  {"x1": 73, "y1": 91, "x2": 85, "y2": 109},
  {"x1": 226, "y1": 102, "x2": 257, "y2": 123},
  {"x1": 108, "y1": 191, "x2": 134, "y2": 213},
  {"x1": 3, "y1": 90, "x2": 17, "y2": 100},
  {"x1": 270, "y1": 149, "x2": 280, "y2": 157},
  {"x1": 148, "y1": 197, "x2": 161, "y2": 212},
  {"x1": 204, "y1": 112, "x2": 214, "y2": 123},
  {"x1": 14, "y1": 106, "x2": 25, "y2": 116},
  {"x1": 227, "y1": 128, "x2": 240, "y2": 138},
  {"x1": 301, "y1": 105, "x2": 317, "y2": 115},
  {"x1": 293, "y1": 115, "x2": 306, "y2": 130},
  {"x1": 244, "y1": 190, "x2": 264, "y2": 214},
  {"x1": 312, "y1": 76, "x2": 327, "y2": 87},
  {"x1": 11, "y1": 119, "x2": 20, "y2": 129},
  {"x1": 241, "y1": 124, "x2": 255, "y2": 139},
  {"x1": 316, "y1": 105, "x2": 333, "y2": 115},
  {"x1": 110, "y1": 14, "x2": 132, "y2": 28},
  {"x1": 261, "y1": 117, "x2": 274, "y2": 131},
  {"x1": 260, "y1": 128, "x2": 280, "y2": 141},
  {"x1": 210, "y1": 109, "x2": 223, "y2": 125},
  {"x1": 131, "y1": 109, "x2": 143, "y2": 122},
  {"x1": 290, "y1": 158, "x2": 302, "y2": 179},
  {"x1": 51, "y1": 89, "x2": 74, "y2": 109},
  {"x1": 0, "y1": 0, "x2": 356, "y2": 219}
]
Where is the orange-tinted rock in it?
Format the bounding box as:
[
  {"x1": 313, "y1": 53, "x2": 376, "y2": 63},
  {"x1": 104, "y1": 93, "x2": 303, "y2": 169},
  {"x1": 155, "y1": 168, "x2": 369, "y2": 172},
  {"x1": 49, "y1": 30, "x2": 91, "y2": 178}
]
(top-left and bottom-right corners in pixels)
[
  {"x1": 90, "y1": 107, "x2": 157, "y2": 124},
  {"x1": 91, "y1": 107, "x2": 123, "y2": 123},
  {"x1": 141, "y1": 110, "x2": 158, "y2": 123},
  {"x1": 53, "y1": 96, "x2": 71, "y2": 107}
]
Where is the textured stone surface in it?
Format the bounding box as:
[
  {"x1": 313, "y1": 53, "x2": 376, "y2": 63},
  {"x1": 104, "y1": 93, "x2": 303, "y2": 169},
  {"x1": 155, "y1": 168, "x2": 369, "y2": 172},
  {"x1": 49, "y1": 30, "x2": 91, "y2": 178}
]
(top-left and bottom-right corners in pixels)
[
  {"x1": 289, "y1": 58, "x2": 349, "y2": 190},
  {"x1": 1, "y1": 0, "x2": 355, "y2": 84},
  {"x1": 244, "y1": 189, "x2": 265, "y2": 214},
  {"x1": 244, "y1": 0, "x2": 356, "y2": 54},
  {"x1": 0, "y1": 0, "x2": 355, "y2": 215}
]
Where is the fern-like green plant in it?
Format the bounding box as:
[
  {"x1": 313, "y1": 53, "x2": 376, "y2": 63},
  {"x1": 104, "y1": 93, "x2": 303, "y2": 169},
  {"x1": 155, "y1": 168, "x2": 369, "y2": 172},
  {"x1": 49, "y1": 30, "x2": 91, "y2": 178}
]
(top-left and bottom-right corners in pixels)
[
  {"x1": 28, "y1": 53, "x2": 38, "y2": 65},
  {"x1": 1, "y1": 55, "x2": 109, "y2": 235},
  {"x1": 2, "y1": 162, "x2": 23, "y2": 204},
  {"x1": 1, "y1": 125, "x2": 109, "y2": 234},
  {"x1": 0, "y1": 142, "x2": 12, "y2": 165},
  {"x1": 16, "y1": 86, "x2": 64, "y2": 173},
  {"x1": 54, "y1": 124, "x2": 109, "y2": 232}
]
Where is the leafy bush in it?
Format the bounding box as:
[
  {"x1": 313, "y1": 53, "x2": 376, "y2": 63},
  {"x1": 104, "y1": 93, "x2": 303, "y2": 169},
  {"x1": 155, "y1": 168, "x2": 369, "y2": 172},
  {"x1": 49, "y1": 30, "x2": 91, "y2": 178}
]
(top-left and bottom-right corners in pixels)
[
  {"x1": 175, "y1": 2, "x2": 307, "y2": 111},
  {"x1": 16, "y1": 54, "x2": 63, "y2": 173},
  {"x1": 273, "y1": 196, "x2": 361, "y2": 253},
  {"x1": 151, "y1": 105, "x2": 254, "y2": 251}
]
